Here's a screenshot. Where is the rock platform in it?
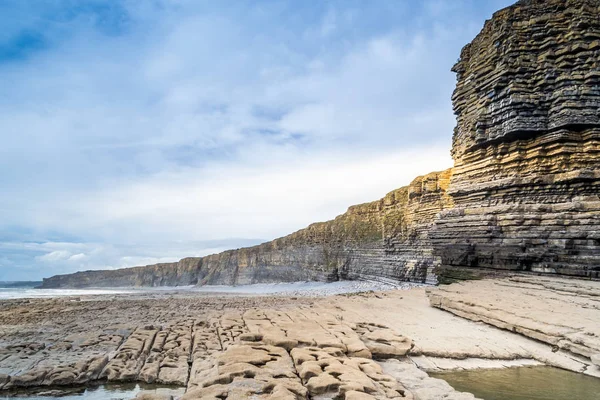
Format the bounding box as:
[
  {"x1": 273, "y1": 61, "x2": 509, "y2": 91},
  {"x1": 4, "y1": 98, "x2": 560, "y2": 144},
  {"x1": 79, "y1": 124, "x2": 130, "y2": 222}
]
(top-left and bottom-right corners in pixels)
[
  {"x1": 428, "y1": 276, "x2": 600, "y2": 376},
  {"x1": 1, "y1": 276, "x2": 598, "y2": 399}
]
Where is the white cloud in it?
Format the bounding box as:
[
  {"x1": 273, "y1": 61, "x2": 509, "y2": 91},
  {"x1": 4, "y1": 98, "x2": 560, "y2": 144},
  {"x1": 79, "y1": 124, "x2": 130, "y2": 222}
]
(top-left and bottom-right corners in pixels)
[
  {"x1": 67, "y1": 253, "x2": 88, "y2": 262},
  {"x1": 0, "y1": 240, "x2": 249, "y2": 280},
  {"x1": 0, "y1": 1, "x2": 514, "y2": 280},
  {"x1": 69, "y1": 146, "x2": 452, "y2": 241},
  {"x1": 36, "y1": 250, "x2": 72, "y2": 263}
]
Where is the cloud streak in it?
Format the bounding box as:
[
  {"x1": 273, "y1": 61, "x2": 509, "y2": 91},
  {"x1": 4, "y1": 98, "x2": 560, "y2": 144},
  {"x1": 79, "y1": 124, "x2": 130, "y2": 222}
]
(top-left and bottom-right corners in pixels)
[{"x1": 0, "y1": 0, "x2": 514, "y2": 280}]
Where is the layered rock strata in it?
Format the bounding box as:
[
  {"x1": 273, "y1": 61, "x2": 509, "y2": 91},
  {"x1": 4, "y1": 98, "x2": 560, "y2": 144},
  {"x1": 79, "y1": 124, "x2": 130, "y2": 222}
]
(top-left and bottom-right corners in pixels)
[
  {"x1": 41, "y1": 170, "x2": 453, "y2": 288},
  {"x1": 431, "y1": 0, "x2": 600, "y2": 281},
  {"x1": 40, "y1": 0, "x2": 600, "y2": 288},
  {"x1": 428, "y1": 276, "x2": 600, "y2": 364}
]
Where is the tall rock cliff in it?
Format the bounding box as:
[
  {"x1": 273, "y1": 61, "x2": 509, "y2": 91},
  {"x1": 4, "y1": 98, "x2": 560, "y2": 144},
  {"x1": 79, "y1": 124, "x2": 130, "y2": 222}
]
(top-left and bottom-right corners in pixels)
[
  {"x1": 40, "y1": 0, "x2": 600, "y2": 288},
  {"x1": 41, "y1": 171, "x2": 453, "y2": 288},
  {"x1": 431, "y1": 0, "x2": 600, "y2": 282}
]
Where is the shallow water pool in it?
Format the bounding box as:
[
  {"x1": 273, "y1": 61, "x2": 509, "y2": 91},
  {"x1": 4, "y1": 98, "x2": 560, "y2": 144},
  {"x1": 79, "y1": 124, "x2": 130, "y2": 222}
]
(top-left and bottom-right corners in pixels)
[
  {"x1": 431, "y1": 366, "x2": 600, "y2": 400},
  {"x1": 1, "y1": 383, "x2": 184, "y2": 399}
]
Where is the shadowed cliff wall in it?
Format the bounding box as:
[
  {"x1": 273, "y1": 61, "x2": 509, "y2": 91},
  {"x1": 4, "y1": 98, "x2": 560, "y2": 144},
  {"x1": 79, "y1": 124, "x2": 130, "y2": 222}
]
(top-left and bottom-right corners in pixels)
[{"x1": 431, "y1": 0, "x2": 600, "y2": 282}]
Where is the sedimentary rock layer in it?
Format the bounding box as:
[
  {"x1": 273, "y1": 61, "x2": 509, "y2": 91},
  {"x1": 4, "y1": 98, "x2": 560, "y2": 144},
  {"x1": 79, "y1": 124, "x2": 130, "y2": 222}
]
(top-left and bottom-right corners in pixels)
[
  {"x1": 41, "y1": 170, "x2": 453, "y2": 288},
  {"x1": 432, "y1": 0, "x2": 600, "y2": 282},
  {"x1": 428, "y1": 276, "x2": 600, "y2": 366},
  {"x1": 41, "y1": 0, "x2": 600, "y2": 288}
]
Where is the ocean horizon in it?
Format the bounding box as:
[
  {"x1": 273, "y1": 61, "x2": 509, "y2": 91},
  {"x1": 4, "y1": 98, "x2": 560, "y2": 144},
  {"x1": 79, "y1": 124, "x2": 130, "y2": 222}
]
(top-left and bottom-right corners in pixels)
[{"x1": 0, "y1": 280, "x2": 138, "y2": 300}]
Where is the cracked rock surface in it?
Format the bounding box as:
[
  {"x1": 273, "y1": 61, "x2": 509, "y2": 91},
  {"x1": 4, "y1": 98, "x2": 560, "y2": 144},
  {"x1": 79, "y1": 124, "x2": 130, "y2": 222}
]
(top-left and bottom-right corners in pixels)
[
  {"x1": 1, "y1": 276, "x2": 598, "y2": 398},
  {"x1": 0, "y1": 292, "x2": 415, "y2": 399}
]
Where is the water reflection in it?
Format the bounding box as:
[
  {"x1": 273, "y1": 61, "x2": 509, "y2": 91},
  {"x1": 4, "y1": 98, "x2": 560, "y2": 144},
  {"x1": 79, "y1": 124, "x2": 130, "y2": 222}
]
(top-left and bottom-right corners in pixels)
[
  {"x1": 1, "y1": 383, "x2": 184, "y2": 399},
  {"x1": 431, "y1": 366, "x2": 600, "y2": 400}
]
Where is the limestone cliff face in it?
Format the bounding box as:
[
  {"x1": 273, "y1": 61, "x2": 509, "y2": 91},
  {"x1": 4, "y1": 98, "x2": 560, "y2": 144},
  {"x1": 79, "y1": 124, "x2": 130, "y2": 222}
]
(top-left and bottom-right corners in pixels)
[
  {"x1": 40, "y1": 171, "x2": 453, "y2": 288},
  {"x1": 41, "y1": 0, "x2": 600, "y2": 288},
  {"x1": 431, "y1": 0, "x2": 600, "y2": 282},
  {"x1": 40, "y1": 258, "x2": 204, "y2": 288}
]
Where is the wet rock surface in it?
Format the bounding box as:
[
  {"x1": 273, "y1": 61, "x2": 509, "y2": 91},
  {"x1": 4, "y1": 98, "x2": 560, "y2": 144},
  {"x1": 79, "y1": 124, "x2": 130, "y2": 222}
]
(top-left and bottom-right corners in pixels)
[
  {"x1": 0, "y1": 292, "x2": 416, "y2": 399},
  {"x1": 380, "y1": 360, "x2": 480, "y2": 400}
]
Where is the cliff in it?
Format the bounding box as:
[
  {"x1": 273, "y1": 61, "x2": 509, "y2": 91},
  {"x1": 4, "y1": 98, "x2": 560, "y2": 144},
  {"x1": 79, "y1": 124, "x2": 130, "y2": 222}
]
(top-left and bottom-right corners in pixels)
[
  {"x1": 40, "y1": 0, "x2": 600, "y2": 288},
  {"x1": 431, "y1": 0, "x2": 600, "y2": 282},
  {"x1": 41, "y1": 170, "x2": 453, "y2": 288}
]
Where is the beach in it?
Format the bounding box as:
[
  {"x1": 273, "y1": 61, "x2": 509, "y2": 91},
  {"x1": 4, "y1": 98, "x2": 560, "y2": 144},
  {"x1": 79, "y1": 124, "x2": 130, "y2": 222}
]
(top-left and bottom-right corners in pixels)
[{"x1": 0, "y1": 277, "x2": 598, "y2": 399}]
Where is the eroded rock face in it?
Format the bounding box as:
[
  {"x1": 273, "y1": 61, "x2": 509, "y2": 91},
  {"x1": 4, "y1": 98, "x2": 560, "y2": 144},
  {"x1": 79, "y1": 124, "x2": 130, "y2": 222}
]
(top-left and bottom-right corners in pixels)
[
  {"x1": 432, "y1": 0, "x2": 600, "y2": 282},
  {"x1": 40, "y1": 258, "x2": 205, "y2": 288},
  {"x1": 40, "y1": 0, "x2": 600, "y2": 288},
  {"x1": 40, "y1": 170, "x2": 453, "y2": 288},
  {"x1": 451, "y1": 0, "x2": 600, "y2": 158}
]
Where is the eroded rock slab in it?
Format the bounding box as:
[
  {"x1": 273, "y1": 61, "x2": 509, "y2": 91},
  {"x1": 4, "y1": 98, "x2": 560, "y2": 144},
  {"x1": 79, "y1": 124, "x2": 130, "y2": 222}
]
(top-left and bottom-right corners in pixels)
[
  {"x1": 428, "y1": 277, "x2": 600, "y2": 366},
  {"x1": 183, "y1": 344, "x2": 306, "y2": 400},
  {"x1": 101, "y1": 326, "x2": 158, "y2": 382},
  {"x1": 354, "y1": 323, "x2": 413, "y2": 359},
  {"x1": 291, "y1": 347, "x2": 411, "y2": 399},
  {"x1": 1, "y1": 275, "x2": 598, "y2": 398},
  {"x1": 380, "y1": 359, "x2": 480, "y2": 400}
]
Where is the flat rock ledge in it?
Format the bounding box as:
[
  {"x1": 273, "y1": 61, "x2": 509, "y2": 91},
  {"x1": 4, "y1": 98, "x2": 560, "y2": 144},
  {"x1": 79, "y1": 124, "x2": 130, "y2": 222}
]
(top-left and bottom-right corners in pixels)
[
  {"x1": 0, "y1": 294, "x2": 437, "y2": 400},
  {"x1": 428, "y1": 276, "x2": 600, "y2": 377}
]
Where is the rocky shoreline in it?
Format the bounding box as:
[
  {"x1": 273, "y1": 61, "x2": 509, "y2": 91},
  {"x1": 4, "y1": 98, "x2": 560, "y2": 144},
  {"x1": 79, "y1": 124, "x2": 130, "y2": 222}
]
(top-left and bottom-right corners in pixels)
[
  {"x1": 6, "y1": 0, "x2": 600, "y2": 398},
  {"x1": 1, "y1": 276, "x2": 598, "y2": 399}
]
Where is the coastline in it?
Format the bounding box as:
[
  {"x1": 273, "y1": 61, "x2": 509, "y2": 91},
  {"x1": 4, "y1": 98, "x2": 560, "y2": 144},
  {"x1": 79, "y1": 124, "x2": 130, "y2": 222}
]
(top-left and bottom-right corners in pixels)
[
  {"x1": 1, "y1": 276, "x2": 598, "y2": 399},
  {"x1": 0, "y1": 280, "x2": 422, "y2": 301}
]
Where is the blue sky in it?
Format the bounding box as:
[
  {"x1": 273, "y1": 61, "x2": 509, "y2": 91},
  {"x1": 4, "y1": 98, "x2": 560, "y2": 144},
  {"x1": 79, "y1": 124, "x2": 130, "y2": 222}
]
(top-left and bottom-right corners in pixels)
[{"x1": 0, "y1": 0, "x2": 514, "y2": 281}]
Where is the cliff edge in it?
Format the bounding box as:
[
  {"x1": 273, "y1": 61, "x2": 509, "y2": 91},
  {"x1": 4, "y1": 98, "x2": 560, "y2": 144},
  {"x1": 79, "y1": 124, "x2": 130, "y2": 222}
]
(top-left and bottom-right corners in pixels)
[
  {"x1": 41, "y1": 170, "x2": 453, "y2": 287},
  {"x1": 41, "y1": 0, "x2": 600, "y2": 288}
]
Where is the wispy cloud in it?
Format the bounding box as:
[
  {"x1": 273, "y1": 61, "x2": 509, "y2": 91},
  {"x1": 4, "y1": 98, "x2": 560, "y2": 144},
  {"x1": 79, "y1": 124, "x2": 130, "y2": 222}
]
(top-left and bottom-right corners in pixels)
[{"x1": 0, "y1": 0, "x2": 514, "y2": 280}]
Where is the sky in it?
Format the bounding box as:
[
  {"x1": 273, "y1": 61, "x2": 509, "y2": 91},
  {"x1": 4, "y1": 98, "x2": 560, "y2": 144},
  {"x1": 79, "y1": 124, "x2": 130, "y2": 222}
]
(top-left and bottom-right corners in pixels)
[{"x1": 0, "y1": 0, "x2": 515, "y2": 281}]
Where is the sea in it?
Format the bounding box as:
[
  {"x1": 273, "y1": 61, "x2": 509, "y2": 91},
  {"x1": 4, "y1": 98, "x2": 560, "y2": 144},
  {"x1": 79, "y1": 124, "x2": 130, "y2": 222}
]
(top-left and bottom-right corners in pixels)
[{"x1": 0, "y1": 281, "x2": 138, "y2": 300}]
